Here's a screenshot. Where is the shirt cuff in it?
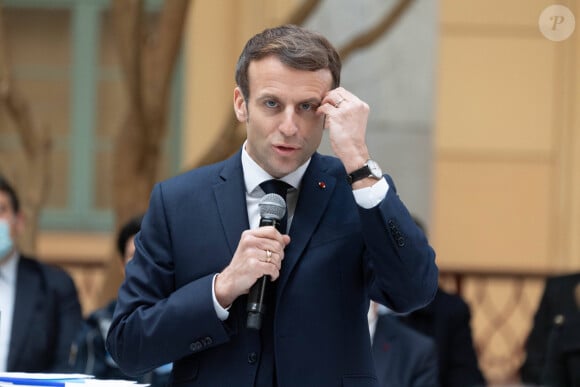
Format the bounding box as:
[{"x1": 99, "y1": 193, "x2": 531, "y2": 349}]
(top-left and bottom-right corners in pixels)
[
  {"x1": 212, "y1": 274, "x2": 230, "y2": 321},
  {"x1": 352, "y1": 177, "x2": 389, "y2": 209}
]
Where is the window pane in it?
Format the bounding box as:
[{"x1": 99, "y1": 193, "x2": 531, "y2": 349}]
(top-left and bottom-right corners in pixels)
[
  {"x1": 2, "y1": 3, "x2": 180, "y2": 230},
  {"x1": 93, "y1": 7, "x2": 180, "y2": 211}
]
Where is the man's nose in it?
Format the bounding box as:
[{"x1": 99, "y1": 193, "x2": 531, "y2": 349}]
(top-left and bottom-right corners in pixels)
[{"x1": 278, "y1": 108, "x2": 299, "y2": 136}]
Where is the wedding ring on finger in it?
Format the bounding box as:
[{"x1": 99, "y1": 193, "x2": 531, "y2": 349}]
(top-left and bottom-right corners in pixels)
[{"x1": 265, "y1": 249, "x2": 272, "y2": 263}]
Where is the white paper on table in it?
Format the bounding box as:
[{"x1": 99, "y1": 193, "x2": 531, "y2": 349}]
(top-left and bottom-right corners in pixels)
[
  {"x1": 0, "y1": 373, "x2": 147, "y2": 386},
  {"x1": 0, "y1": 373, "x2": 93, "y2": 380},
  {"x1": 82, "y1": 381, "x2": 148, "y2": 386}
]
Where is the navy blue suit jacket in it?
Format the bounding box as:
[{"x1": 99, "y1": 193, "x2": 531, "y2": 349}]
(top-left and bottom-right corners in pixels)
[
  {"x1": 372, "y1": 314, "x2": 439, "y2": 387},
  {"x1": 8, "y1": 255, "x2": 82, "y2": 372},
  {"x1": 107, "y1": 151, "x2": 438, "y2": 386}
]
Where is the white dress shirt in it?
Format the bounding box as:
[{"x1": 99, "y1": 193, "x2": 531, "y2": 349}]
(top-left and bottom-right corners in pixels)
[
  {"x1": 368, "y1": 302, "x2": 379, "y2": 344},
  {"x1": 241, "y1": 146, "x2": 308, "y2": 233},
  {"x1": 0, "y1": 252, "x2": 19, "y2": 372}
]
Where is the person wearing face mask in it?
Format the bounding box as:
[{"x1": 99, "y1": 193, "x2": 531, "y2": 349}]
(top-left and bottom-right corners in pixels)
[
  {"x1": 69, "y1": 214, "x2": 172, "y2": 386},
  {"x1": 0, "y1": 175, "x2": 82, "y2": 372}
]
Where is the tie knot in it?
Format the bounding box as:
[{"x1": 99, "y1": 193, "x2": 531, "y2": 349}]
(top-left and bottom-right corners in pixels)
[{"x1": 260, "y1": 179, "x2": 291, "y2": 200}]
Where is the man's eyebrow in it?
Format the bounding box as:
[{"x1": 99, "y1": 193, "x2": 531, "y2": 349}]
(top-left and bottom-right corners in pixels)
[
  {"x1": 256, "y1": 94, "x2": 322, "y2": 106},
  {"x1": 298, "y1": 98, "x2": 322, "y2": 106},
  {"x1": 256, "y1": 93, "x2": 278, "y2": 101}
]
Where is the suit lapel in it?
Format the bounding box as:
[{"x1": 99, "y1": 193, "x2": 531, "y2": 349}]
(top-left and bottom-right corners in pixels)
[
  {"x1": 213, "y1": 151, "x2": 250, "y2": 255},
  {"x1": 212, "y1": 152, "x2": 337, "y2": 301},
  {"x1": 8, "y1": 258, "x2": 40, "y2": 370},
  {"x1": 277, "y1": 154, "x2": 336, "y2": 296}
]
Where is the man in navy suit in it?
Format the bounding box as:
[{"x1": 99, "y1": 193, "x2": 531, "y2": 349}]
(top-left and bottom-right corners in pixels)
[
  {"x1": 0, "y1": 175, "x2": 82, "y2": 372},
  {"x1": 106, "y1": 24, "x2": 438, "y2": 386}
]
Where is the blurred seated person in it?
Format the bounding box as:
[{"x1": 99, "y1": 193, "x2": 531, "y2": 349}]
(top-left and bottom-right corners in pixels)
[
  {"x1": 542, "y1": 312, "x2": 580, "y2": 387},
  {"x1": 398, "y1": 287, "x2": 486, "y2": 387},
  {"x1": 398, "y1": 216, "x2": 486, "y2": 387},
  {"x1": 368, "y1": 301, "x2": 439, "y2": 387},
  {"x1": 520, "y1": 272, "x2": 580, "y2": 386},
  {"x1": 0, "y1": 175, "x2": 82, "y2": 372},
  {"x1": 69, "y1": 214, "x2": 171, "y2": 386}
]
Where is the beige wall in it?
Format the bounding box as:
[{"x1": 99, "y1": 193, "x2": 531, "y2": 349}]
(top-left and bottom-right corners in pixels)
[
  {"x1": 572, "y1": 3, "x2": 580, "y2": 268},
  {"x1": 433, "y1": 0, "x2": 579, "y2": 272}
]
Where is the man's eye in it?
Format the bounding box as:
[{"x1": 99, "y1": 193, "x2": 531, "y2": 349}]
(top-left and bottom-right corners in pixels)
[
  {"x1": 265, "y1": 100, "x2": 278, "y2": 108},
  {"x1": 300, "y1": 103, "x2": 314, "y2": 111}
]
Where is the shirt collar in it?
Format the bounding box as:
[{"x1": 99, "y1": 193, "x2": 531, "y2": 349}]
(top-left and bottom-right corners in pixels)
[{"x1": 241, "y1": 141, "x2": 310, "y2": 195}]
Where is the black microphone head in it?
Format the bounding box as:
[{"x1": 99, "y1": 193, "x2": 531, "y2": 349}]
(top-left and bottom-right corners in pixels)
[{"x1": 259, "y1": 193, "x2": 286, "y2": 220}]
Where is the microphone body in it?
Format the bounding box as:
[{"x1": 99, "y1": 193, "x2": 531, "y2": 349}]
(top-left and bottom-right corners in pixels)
[{"x1": 246, "y1": 194, "x2": 286, "y2": 330}]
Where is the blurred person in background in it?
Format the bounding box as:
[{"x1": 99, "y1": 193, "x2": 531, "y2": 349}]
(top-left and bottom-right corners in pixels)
[
  {"x1": 520, "y1": 272, "x2": 580, "y2": 386},
  {"x1": 368, "y1": 300, "x2": 439, "y2": 386},
  {"x1": 398, "y1": 217, "x2": 486, "y2": 387},
  {"x1": 0, "y1": 174, "x2": 82, "y2": 372},
  {"x1": 398, "y1": 287, "x2": 486, "y2": 387},
  {"x1": 69, "y1": 214, "x2": 171, "y2": 386}
]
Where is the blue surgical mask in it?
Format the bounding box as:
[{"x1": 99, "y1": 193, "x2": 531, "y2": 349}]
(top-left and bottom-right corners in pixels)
[{"x1": 0, "y1": 219, "x2": 14, "y2": 258}]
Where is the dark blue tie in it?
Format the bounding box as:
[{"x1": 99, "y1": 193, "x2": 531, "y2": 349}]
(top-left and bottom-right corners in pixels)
[{"x1": 259, "y1": 179, "x2": 291, "y2": 233}]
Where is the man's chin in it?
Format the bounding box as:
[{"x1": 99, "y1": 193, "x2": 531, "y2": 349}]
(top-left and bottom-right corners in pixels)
[{"x1": 268, "y1": 163, "x2": 296, "y2": 179}]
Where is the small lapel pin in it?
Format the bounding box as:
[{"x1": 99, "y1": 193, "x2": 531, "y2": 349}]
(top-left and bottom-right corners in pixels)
[{"x1": 318, "y1": 181, "x2": 326, "y2": 189}]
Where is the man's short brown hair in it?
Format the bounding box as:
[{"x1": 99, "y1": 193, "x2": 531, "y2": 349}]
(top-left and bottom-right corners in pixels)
[{"x1": 235, "y1": 24, "x2": 341, "y2": 101}]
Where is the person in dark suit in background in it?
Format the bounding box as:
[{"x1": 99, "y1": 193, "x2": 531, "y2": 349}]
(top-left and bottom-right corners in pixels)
[
  {"x1": 399, "y1": 288, "x2": 486, "y2": 387},
  {"x1": 69, "y1": 214, "x2": 171, "y2": 386},
  {"x1": 368, "y1": 301, "x2": 439, "y2": 387},
  {"x1": 398, "y1": 217, "x2": 486, "y2": 387},
  {"x1": 106, "y1": 24, "x2": 438, "y2": 386},
  {"x1": 0, "y1": 175, "x2": 82, "y2": 372},
  {"x1": 520, "y1": 272, "x2": 580, "y2": 386},
  {"x1": 541, "y1": 311, "x2": 580, "y2": 387}
]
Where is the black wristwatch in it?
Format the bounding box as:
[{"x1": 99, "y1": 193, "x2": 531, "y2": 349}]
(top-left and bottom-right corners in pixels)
[{"x1": 346, "y1": 159, "x2": 383, "y2": 185}]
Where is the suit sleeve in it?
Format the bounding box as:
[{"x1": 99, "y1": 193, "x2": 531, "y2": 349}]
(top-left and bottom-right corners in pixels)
[
  {"x1": 106, "y1": 183, "x2": 232, "y2": 375},
  {"x1": 364, "y1": 175, "x2": 438, "y2": 313}
]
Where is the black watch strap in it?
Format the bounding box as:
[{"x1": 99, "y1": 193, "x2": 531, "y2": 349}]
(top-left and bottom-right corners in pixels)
[{"x1": 346, "y1": 165, "x2": 371, "y2": 185}]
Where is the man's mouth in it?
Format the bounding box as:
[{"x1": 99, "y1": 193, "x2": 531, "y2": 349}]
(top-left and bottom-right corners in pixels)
[{"x1": 274, "y1": 144, "x2": 298, "y2": 153}]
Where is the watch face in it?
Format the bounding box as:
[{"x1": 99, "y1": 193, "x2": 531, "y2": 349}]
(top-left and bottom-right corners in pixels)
[{"x1": 367, "y1": 159, "x2": 382, "y2": 178}]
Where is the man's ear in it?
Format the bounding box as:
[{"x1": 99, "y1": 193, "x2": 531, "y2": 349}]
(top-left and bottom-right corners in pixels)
[
  {"x1": 120, "y1": 260, "x2": 126, "y2": 278},
  {"x1": 233, "y1": 87, "x2": 247, "y2": 122},
  {"x1": 14, "y1": 212, "x2": 25, "y2": 236}
]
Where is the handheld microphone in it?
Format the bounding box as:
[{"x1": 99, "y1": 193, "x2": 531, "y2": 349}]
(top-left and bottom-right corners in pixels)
[{"x1": 246, "y1": 193, "x2": 286, "y2": 330}]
